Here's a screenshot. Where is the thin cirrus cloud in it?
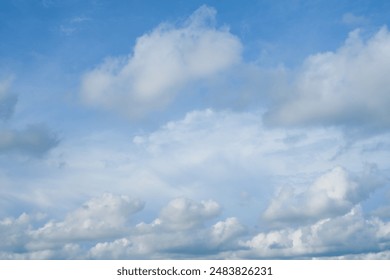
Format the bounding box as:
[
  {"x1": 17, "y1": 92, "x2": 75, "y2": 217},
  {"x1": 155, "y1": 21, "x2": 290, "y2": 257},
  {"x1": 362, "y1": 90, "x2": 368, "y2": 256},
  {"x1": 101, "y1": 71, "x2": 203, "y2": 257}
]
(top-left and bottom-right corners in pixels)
[
  {"x1": 80, "y1": 5, "x2": 242, "y2": 119},
  {"x1": 264, "y1": 27, "x2": 390, "y2": 131}
]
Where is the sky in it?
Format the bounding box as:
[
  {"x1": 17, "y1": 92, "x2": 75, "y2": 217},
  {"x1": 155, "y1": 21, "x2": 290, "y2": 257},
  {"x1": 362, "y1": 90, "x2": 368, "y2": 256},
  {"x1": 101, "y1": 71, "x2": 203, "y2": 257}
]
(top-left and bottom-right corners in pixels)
[{"x1": 1, "y1": 0, "x2": 390, "y2": 259}]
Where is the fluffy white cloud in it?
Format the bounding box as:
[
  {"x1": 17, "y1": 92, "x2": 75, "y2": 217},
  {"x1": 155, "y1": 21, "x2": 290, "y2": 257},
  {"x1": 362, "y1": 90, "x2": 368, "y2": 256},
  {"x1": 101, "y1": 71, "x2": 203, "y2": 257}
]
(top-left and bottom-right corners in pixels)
[
  {"x1": 81, "y1": 5, "x2": 242, "y2": 118},
  {"x1": 264, "y1": 166, "x2": 385, "y2": 225},
  {"x1": 30, "y1": 194, "x2": 144, "y2": 244},
  {"x1": 1, "y1": 194, "x2": 390, "y2": 259},
  {"x1": 157, "y1": 197, "x2": 221, "y2": 231},
  {"x1": 88, "y1": 198, "x2": 245, "y2": 259},
  {"x1": 265, "y1": 27, "x2": 390, "y2": 130},
  {"x1": 243, "y1": 207, "x2": 390, "y2": 258},
  {"x1": 210, "y1": 217, "x2": 246, "y2": 246}
]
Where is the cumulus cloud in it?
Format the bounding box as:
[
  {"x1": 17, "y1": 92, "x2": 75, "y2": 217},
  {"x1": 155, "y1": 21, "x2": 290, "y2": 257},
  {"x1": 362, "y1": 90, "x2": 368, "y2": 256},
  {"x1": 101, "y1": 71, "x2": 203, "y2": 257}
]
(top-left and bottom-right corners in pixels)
[
  {"x1": 0, "y1": 213, "x2": 32, "y2": 254},
  {"x1": 88, "y1": 198, "x2": 245, "y2": 259},
  {"x1": 0, "y1": 124, "x2": 59, "y2": 157},
  {"x1": 243, "y1": 207, "x2": 390, "y2": 258},
  {"x1": 156, "y1": 197, "x2": 221, "y2": 231},
  {"x1": 130, "y1": 109, "x2": 350, "y2": 199},
  {"x1": 1, "y1": 194, "x2": 390, "y2": 259},
  {"x1": 265, "y1": 27, "x2": 390, "y2": 131},
  {"x1": 0, "y1": 78, "x2": 17, "y2": 121},
  {"x1": 210, "y1": 217, "x2": 246, "y2": 246},
  {"x1": 80, "y1": 5, "x2": 242, "y2": 118},
  {"x1": 264, "y1": 166, "x2": 385, "y2": 225},
  {"x1": 31, "y1": 194, "x2": 144, "y2": 244}
]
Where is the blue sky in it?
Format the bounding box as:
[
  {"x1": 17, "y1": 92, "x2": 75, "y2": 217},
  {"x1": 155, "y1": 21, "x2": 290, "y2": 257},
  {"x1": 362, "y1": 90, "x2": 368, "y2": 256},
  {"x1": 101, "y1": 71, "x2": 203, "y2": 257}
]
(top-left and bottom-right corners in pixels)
[{"x1": 1, "y1": 0, "x2": 390, "y2": 259}]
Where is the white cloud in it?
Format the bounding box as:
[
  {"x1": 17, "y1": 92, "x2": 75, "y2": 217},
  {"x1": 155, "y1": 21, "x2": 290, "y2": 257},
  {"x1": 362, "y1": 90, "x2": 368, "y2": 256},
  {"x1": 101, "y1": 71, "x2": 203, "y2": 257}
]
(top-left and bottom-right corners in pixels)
[
  {"x1": 264, "y1": 166, "x2": 384, "y2": 225},
  {"x1": 243, "y1": 206, "x2": 390, "y2": 258},
  {"x1": 157, "y1": 197, "x2": 221, "y2": 231},
  {"x1": 88, "y1": 197, "x2": 245, "y2": 259},
  {"x1": 81, "y1": 5, "x2": 242, "y2": 118},
  {"x1": 265, "y1": 27, "x2": 390, "y2": 130},
  {"x1": 1, "y1": 194, "x2": 390, "y2": 259},
  {"x1": 30, "y1": 194, "x2": 144, "y2": 244},
  {"x1": 0, "y1": 213, "x2": 32, "y2": 253},
  {"x1": 15, "y1": 108, "x2": 387, "y2": 226},
  {"x1": 210, "y1": 217, "x2": 246, "y2": 246}
]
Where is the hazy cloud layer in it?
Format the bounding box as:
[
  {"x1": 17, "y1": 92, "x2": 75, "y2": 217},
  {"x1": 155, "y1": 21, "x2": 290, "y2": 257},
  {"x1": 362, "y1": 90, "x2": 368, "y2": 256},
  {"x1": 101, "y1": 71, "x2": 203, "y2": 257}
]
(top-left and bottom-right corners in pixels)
[
  {"x1": 0, "y1": 78, "x2": 17, "y2": 121},
  {"x1": 81, "y1": 5, "x2": 242, "y2": 118}
]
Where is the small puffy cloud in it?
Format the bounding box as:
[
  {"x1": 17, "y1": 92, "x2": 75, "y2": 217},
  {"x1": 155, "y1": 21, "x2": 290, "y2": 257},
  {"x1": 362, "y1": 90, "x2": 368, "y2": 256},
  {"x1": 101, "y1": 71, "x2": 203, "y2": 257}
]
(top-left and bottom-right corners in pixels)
[
  {"x1": 0, "y1": 78, "x2": 17, "y2": 121},
  {"x1": 157, "y1": 197, "x2": 221, "y2": 231},
  {"x1": 264, "y1": 166, "x2": 384, "y2": 225},
  {"x1": 210, "y1": 217, "x2": 246, "y2": 246},
  {"x1": 80, "y1": 5, "x2": 242, "y2": 118},
  {"x1": 0, "y1": 124, "x2": 59, "y2": 157},
  {"x1": 265, "y1": 27, "x2": 390, "y2": 131}
]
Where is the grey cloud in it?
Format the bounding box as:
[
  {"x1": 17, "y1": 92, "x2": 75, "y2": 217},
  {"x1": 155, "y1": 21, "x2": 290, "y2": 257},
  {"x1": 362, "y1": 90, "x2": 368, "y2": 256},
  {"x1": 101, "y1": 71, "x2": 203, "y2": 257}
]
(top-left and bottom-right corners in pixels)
[
  {"x1": 0, "y1": 124, "x2": 59, "y2": 157},
  {"x1": 0, "y1": 79, "x2": 17, "y2": 121},
  {"x1": 0, "y1": 94, "x2": 17, "y2": 121}
]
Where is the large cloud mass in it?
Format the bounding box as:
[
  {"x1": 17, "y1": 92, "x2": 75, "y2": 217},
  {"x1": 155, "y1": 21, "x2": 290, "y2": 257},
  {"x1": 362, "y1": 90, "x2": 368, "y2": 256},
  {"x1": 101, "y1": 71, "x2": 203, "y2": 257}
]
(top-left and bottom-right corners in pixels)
[{"x1": 81, "y1": 5, "x2": 242, "y2": 118}]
